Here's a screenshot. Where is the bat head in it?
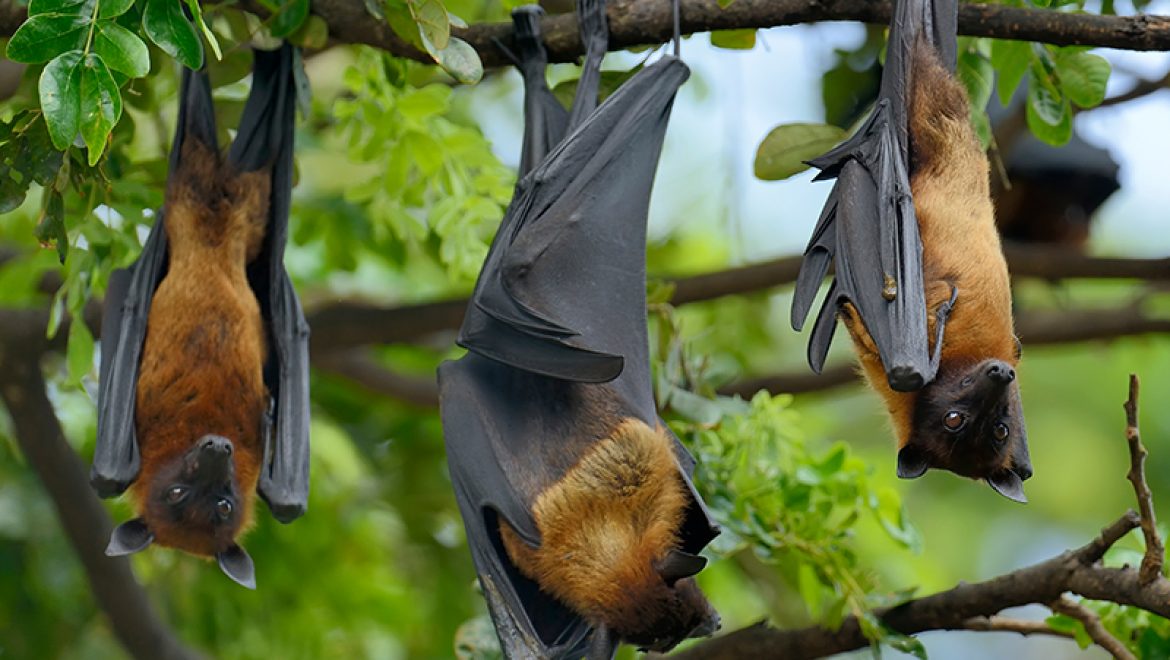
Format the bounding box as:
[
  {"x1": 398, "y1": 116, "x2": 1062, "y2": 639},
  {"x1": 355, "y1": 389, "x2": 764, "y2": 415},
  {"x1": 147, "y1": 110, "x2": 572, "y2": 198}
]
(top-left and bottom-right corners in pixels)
[
  {"x1": 109, "y1": 434, "x2": 256, "y2": 588},
  {"x1": 614, "y1": 549, "x2": 720, "y2": 653},
  {"x1": 899, "y1": 358, "x2": 1031, "y2": 502}
]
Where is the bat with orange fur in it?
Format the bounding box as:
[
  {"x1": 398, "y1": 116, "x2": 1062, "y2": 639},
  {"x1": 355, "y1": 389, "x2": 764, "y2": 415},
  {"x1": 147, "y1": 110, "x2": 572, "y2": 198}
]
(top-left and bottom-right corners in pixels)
[
  {"x1": 790, "y1": 0, "x2": 1031, "y2": 501},
  {"x1": 92, "y1": 44, "x2": 310, "y2": 588},
  {"x1": 439, "y1": 3, "x2": 719, "y2": 658}
]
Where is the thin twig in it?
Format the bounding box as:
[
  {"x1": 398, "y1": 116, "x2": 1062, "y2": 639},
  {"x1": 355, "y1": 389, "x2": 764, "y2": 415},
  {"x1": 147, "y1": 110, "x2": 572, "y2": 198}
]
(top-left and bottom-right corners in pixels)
[
  {"x1": 1049, "y1": 595, "x2": 1136, "y2": 660},
  {"x1": 961, "y1": 615, "x2": 1072, "y2": 639},
  {"x1": 1123, "y1": 374, "x2": 1164, "y2": 584}
]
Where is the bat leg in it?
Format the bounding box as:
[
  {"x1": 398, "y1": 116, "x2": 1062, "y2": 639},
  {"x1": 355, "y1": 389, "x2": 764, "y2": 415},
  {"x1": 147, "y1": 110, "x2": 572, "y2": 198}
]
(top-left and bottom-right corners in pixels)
[
  {"x1": 586, "y1": 624, "x2": 617, "y2": 660},
  {"x1": 928, "y1": 284, "x2": 959, "y2": 373}
]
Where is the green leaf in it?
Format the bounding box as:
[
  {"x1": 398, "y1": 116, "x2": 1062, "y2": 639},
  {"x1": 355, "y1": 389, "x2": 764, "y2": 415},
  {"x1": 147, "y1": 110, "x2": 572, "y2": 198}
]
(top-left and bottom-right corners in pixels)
[
  {"x1": 6, "y1": 14, "x2": 89, "y2": 64},
  {"x1": 66, "y1": 315, "x2": 95, "y2": 384},
  {"x1": 710, "y1": 29, "x2": 756, "y2": 50},
  {"x1": 428, "y1": 36, "x2": 482, "y2": 85},
  {"x1": 958, "y1": 40, "x2": 993, "y2": 114},
  {"x1": 143, "y1": 0, "x2": 203, "y2": 69},
  {"x1": 98, "y1": 0, "x2": 135, "y2": 19},
  {"x1": 1056, "y1": 50, "x2": 1111, "y2": 108},
  {"x1": 79, "y1": 54, "x2": 122, "y2": 165},
  {"x1": 257, "y1": 0, "x2": 310, "y2": 38},
  {"x1": 754, "y1": 123, "x2": 847, "y2": 181},
  {"x1": 93, "y1": 22, "x2": 151, "y2": 77},
  {"x1": 27, "y1": 0, "x2": 87, "y2": 15},
  {"x1": 1026, "y1": 66, "x2": 1064, "y2": 126},
  {"x1": 1025, "y1": 87, "x2": 1072, "y2": 146},
  {"x1": 185, "y1": 0, "x2": 223, "y2": 60},
  {"x1": 35, "y1": 189, "x2": 68, "y2": 262},
  {"x1": 290, "y1": 15, "x2": 329, "y2": 49},
  {"x1": 991, "y1": 39, "x2": 1031, "y2": 106},
  {"x1": 39, "y1": 50, "x2": 84, "y2": 150},
  {"x1": 408, "y1": 0, "x2": 450, "y2": 51}
]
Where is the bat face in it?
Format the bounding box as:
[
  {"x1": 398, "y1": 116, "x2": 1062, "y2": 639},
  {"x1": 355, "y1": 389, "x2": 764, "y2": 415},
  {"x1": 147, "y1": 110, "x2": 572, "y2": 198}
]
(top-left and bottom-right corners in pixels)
[
  {"x1": 141, "y1": 434, "x2": 246, "y2": 550},
  {"x1": 619, "y1": 573, "x2": 720, "y2": 652},
  {"x1": 899, "y1": 359, "x2": 1031, "y2": 502},
  {"x1": 106, "y1": 434, "x2": 257, "y2": 588}
]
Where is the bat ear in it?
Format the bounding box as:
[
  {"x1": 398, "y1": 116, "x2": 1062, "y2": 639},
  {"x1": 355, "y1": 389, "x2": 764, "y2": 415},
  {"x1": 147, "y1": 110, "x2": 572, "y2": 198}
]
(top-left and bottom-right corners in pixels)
[
  {"x1": 987, "y1": 469, "x2": 1028, "y2": 503},
  {"x1": 896, "y1": 445, "x2": 929, "y2": 479},
  {"x1": 217, "y1": 545, "x2": 256, "y2": 589},
  {"x1": 105, "y1": 518, "x2": 154, "y2": 556},
  {"x1": 655, "y1": 549, "x2": 707, "y2": 586}
]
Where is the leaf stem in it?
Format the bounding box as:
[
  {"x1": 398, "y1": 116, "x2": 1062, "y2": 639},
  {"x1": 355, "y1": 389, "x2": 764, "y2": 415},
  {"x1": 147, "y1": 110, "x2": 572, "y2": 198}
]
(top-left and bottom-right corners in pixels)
[{"x1": 83, "y1": 0, "x2": 102, "y2": 56}]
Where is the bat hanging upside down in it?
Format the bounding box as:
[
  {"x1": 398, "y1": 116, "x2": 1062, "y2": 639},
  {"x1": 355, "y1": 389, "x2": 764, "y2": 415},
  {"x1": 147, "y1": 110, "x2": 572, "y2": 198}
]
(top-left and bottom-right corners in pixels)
[
  {"x1": 792, "y1": 0, "x2": 1031, "y2": 501},
  {"x1": 93, "y1": 44, "x2": 311, "y2": 588}
]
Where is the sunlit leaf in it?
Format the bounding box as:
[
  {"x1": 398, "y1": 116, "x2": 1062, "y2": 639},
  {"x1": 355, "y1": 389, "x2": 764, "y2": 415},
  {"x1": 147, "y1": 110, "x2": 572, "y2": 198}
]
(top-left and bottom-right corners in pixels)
[{"x1": 754, "y1": 123, "x2": 847, "y2": 181}]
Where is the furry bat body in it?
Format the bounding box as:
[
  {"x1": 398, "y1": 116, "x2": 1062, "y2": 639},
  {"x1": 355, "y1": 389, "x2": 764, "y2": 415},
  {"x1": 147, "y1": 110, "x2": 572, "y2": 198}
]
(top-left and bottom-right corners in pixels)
[
  {"x1": 94, "y1": 45, "x2": 310, "y2": 587},
  {"x1": 792, "y1": 0, "x2": 1031, "y2": 500}
]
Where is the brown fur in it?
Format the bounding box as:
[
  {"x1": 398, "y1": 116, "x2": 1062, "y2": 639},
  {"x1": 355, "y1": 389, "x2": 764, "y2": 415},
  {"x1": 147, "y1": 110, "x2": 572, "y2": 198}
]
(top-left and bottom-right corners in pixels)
[
  {"x1": 130, "y1": 139, "x2": 271, "y2": 556},
  {"x1": 498, "y1": 418, "x2": 705, "y2": 642},
  {"x1": 842, "y1": 40, "x2": 1017, "y2": 448}
]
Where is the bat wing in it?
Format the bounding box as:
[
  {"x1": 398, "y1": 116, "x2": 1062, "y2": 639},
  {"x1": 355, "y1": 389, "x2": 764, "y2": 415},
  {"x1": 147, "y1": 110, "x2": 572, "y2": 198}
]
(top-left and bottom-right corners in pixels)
[
  {"x1": 440, "y1": 356, "x2": 595, "y2": 660},
  {"x1": 92, "y1": 60, "x2": 218, "y2": 497},
  {"x1": 230, "y1": 44, "x2": 311, "y2": 523},
  {"x1": 790, "y1": 0, "x2": 958, "y2": 391},
  {"x1": 442, "y1": 55, "x2": 718, "y2": 660},
  {"x1": 459, "y1": 57, "x2": 690, "y2": 400}
]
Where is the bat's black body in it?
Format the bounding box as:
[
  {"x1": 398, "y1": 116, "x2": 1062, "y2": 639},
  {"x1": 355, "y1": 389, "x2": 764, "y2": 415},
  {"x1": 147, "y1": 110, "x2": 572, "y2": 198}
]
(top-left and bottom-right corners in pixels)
[
  {"x1": 93, "y1": 44, "x2": 310, "y2": 586},
  {"x1": 440, "y1": 3, "x2": 719, "y2": 658},
  {"x1": 790, "y1": 0, "x2": 1031, "y2": 499}
]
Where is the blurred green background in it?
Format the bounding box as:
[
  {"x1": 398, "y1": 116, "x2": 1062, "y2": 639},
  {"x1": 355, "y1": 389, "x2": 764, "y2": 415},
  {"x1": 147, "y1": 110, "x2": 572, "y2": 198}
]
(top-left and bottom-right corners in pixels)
[{"x1": 1, "y1": 1, "x2": 1169, "y2": 658}]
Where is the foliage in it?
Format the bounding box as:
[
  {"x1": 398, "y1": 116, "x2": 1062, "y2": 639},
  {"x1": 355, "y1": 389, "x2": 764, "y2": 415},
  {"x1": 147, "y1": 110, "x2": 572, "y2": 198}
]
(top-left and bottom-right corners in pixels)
[{"x1": 651, "y1": 303, "x2": 921, "y2": 647}]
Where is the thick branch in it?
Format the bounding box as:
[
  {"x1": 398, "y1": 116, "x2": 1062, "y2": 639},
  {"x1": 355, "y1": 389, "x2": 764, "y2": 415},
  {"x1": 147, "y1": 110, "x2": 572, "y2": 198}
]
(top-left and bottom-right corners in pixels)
[
  {"x1": 306, "y1": 248, "x2": 1170, "y2": 352},
  {"x1": 673, "y1": 512, "x2": 1164, "y2": 659},
  {"x1": 313, "y1": 348, "x2": 439, "y2": 407},
  {"x1": 291, "y1": 0, "x2": 1170, "y2": 67},
  {"x1": 0, "y1": 352, "x2": 201, "y2": 660}
]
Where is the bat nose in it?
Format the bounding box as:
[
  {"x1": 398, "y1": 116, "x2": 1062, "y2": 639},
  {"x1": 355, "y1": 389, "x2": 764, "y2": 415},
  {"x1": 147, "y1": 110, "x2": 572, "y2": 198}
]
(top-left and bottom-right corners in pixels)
[
  {"x1": 198, "y1": 435, "x2": 233, "y2": 456},
  {"x1": 984, "y1": 361, "x2": 1015, "y2": 384},
  {"x1": 887, "y1": 365, "x2": 924, "y2": 392},
  {"x1": 691, "y1": 612, "x2": 721, "y2": 638}
]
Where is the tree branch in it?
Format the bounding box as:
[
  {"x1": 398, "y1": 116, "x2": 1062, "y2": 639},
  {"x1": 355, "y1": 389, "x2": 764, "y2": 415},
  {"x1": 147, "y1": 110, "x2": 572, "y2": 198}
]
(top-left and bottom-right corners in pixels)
[
  {"x1": 960, "y1": 615, "x2": 1072, "y2": 639},
  {"x1": 0, "y1": 352, "x2": 201, "y2": 660},
  {"x1": 305, "y1": 247, "x2": 1170, "y2": 352},
  {"x1": 674, "y1": 378, "x2": 1169, "y2": 660},
  {"x1": 3, "y1": 0, "x2": 1167, "y2": 67},
  {"x1": 295, "y1": 0, "x2": 1170, "y2": 67},
  {"x1": 1123, "y1": 375, "x2": 1163, "y2": 585},
  {"x1": 1049, "y1": 595, "x2": 1136, "y2": 660}
]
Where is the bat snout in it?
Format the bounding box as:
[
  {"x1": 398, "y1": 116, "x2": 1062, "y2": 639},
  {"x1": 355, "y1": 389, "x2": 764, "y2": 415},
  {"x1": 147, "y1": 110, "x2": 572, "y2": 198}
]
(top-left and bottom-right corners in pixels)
[
  {"x1": 691, "y1": 610, "x2": 721, "y2": 638},
  {"x1": 984, "y1": 361, "x2": 1015, "y2": 384},
  {"x1": 198, "y1": 435, "x2": 234, "y2": 456}
]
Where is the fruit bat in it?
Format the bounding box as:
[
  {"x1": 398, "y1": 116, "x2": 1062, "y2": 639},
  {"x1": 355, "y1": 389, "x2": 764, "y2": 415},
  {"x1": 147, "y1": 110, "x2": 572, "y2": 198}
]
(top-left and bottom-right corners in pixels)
[
  {"x1": 438, "y1": 4, "x2": 720, "y2": 658},
  {"x1": 92, "y1": 44, "x2": 310, "y2": 588},
  {"x1": 790, "y1": 0, "x2": 1031, "y2": 501}
]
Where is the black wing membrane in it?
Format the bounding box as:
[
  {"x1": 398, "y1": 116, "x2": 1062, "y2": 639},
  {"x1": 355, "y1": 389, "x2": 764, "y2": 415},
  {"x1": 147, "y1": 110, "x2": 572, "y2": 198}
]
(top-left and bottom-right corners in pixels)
[
  {"x1": 94, "y1": 46, "x2": 310, "y2": 523},
  {"x1": 230, "y1": 44, "x2": 311, "y2": 524},
  {"x1": 442, "y1": 53, "x2": 718, "y2": 660},
  {"x1": 790, "y1": 0, "x2": 958, "y2": 392},
  {"x1": 92, "y1": 61, "x2": 218, "y2": 497},
  {"x1": 512, "y1": 6, "x2": 568, "y2": 177}
]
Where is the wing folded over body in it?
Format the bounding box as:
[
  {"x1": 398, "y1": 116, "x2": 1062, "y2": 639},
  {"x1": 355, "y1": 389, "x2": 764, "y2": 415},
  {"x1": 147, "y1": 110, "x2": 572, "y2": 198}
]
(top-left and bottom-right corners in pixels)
[
  {"x1": 790, "y1": 0, "x2": 958, "y2": 392},
  {"x1": 93, "y1": 45, "x2": 310, "y2": 524},
  {"x1": 442, "y1": 45, "x2": 719, "y2": 659}
]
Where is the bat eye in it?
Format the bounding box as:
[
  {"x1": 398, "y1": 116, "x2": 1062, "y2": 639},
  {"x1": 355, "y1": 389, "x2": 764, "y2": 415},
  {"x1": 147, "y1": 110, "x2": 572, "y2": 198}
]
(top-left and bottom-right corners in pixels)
[
  {"x1": 166, "y1": 486, "x2": 188, "y2": 503},
  {"x1": 216, "y1": 499, "x2": 233, "y2": 519},
  {"x1": 943, "y1": 411, "x2": 966, "y2": 432},
  {"x1": 993, "y1": 423, "x2": 1010, "y2": 442}
]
